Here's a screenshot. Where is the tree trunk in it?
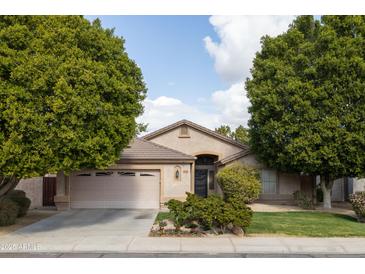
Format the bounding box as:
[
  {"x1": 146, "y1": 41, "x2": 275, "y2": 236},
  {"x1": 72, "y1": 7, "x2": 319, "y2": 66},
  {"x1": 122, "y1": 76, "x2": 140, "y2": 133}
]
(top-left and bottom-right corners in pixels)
[
  {"x1": 0, "y1": 175, "x2": 21, "y2": 199},
  {"x1": 321, "y1": 175, "x2": 334, "y2": 209}
]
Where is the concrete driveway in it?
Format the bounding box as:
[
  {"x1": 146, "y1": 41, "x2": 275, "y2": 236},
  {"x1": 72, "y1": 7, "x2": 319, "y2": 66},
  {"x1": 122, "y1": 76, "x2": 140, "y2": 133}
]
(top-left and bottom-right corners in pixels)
[{"x1": 0, "y1": 209, "x2": 157, "y2": 253}]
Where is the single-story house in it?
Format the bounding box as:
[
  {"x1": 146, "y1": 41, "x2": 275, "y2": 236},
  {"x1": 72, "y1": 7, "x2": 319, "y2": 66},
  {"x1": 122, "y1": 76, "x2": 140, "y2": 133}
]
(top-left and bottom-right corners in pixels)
[{"x1": 16, "y1": 119, "x2": 365, "y2": 210}]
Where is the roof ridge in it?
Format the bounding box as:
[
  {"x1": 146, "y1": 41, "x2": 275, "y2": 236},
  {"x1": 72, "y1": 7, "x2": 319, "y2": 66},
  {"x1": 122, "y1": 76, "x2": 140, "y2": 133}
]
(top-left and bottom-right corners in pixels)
[
  {"x1": 136, "y1": 137, "x2": 196, "y2": 159},
  {"x1": 142, "y1": 119, "x2": 249, "y2": 149}
]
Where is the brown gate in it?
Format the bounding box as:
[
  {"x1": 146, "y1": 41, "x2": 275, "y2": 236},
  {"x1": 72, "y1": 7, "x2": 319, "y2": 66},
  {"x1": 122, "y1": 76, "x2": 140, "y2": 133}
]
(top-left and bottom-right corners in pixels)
[{"x1": 43, "y1": 177, "x2": 56, "y2": 207}]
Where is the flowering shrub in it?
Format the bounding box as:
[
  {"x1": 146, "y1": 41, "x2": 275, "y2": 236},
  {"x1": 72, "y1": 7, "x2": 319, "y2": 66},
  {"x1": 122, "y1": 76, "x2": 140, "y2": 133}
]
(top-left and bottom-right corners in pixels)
[{"x1": 349, "y1": 192, "x2": 365, "y2": 222}]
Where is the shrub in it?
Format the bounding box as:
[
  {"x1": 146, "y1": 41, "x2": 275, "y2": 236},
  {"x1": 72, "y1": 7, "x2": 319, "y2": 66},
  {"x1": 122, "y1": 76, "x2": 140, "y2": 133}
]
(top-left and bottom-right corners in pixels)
[
  {"x1": 165, "y1": 192, "x2": 253, "y2": 233},
  {"x1": 293, "y1": 191, "x2": 315, "y2": 210},
  {"x1": 6, "y1": 190, "x2": 31, "y2": 217},
  {"x1": 217, "y1": 163, "x2": 261, "y2": 203},
  {"x1": 349, "y1": 192, "x2": 365, "y2": 222},
  {"x1": 0, "y1": 198, "x2": 19, "y2": 226},
  {"x1": 6, "y1": 190, "x2": 26, "y2": 198},
  {"x1": 165, "y1": 199, "x2": 189, "y2": 231},
  {"x1": 196, "y1": 194, "x2": 225, "y2": 230},
  {"x1": 9, "y1": 196, "x2": 31, "y2": 217},
  {"x1": 226, "y1": 197, "x2": 253, "y2": 230}
]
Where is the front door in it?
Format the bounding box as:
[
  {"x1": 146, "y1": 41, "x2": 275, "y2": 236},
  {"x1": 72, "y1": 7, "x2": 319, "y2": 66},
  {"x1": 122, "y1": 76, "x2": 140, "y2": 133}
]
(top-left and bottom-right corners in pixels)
[{"x1": 194, "y1": 169, "x2": 208, "y2": 197}]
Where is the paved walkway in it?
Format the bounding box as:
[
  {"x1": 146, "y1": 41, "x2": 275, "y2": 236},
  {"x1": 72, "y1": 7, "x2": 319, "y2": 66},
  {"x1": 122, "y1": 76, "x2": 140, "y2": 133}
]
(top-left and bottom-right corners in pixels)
[{"x1": 1, "y1": 235, "x2": 365, "y2": 255}]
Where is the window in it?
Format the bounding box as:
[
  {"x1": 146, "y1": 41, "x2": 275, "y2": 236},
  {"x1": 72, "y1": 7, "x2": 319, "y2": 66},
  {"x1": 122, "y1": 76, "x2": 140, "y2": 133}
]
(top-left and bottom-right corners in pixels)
[
  {"x1": 95, "y1": 171, "x2": 113, "y2": 176},
  {"x1": 260, "y1": 169, "x2": 277, "y2": 194},
  {"x1": 179, "y1": 125, "x2": 190, "y2": 137},
  {"x1": 208, "y1": 170, "x2": 215, "y2": 190},
  {"x1": 196, "y1": 156, "x2": 216, "y2": 165},
  {"x1": 118, "y1": 171, "x2": 136, "y2": 176},
  {"x1": 76, "y1": 173, "x2": 92, "y2": 176},
  {"x1": 140, "y1": 173, "x2": 155, "y2": 177}
]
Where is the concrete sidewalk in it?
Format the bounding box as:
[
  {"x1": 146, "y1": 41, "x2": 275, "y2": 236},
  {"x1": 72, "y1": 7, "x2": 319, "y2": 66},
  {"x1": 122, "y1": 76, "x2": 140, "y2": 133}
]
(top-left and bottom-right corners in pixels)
[{"x1": 1, "y1": 235, "x2": 365, "y2": 255}]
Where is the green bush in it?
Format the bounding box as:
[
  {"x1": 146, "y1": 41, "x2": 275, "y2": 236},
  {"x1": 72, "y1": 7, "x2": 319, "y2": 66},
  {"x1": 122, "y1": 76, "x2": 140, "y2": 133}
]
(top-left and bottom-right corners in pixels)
[
  {"x1": 6, "y1": 190, "x2": 31, "y2": 217},
  {"x1": 9, "y1": 196, "x2": 31, "y2": 217},
  {"x1": 217, "y1": 163, "x2": 261, "y2": 203},
  {"x1": 293, "y1": 191, "x2": 315, "y2": 210},
  {"x1": 349, "y1": 192, "x2": 365, "y2": 222},
  {"x1": 165, "y1": 192, "x2": 253, "y2": 233},
  {"x1": 226, "y1": 197, "x2": 253, "y2": 229},
  {"x1": 0, "y1": 198, "x2": 19, "y2": 226},
  {"x1": 164, "y1": 199, "x2": 189, "y2": 231},
  {"x1": 6, "y1": 190, "x2": 26, "y2": 198}
]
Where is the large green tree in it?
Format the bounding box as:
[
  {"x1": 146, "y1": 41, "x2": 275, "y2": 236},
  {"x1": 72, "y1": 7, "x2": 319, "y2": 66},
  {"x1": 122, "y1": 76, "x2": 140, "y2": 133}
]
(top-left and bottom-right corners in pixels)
[
  {"x1": 0, "y1": 16, "x2": 146, "y2": 196},
  {"x1": 215, "y1": 124, "x2": 250, "y2": 145},
  {"x1": 246, "y1": 16, "x2": 365, "y2": 208}
]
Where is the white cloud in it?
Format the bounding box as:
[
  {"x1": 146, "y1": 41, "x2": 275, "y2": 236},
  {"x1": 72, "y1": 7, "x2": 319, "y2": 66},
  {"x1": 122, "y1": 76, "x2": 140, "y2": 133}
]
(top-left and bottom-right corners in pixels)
[
  {"x1": 202, "y1": 15, "x2": 295, "y2": 129},
  {"x1": 211, "y1": 82, "x2": 250, "y2": 127},
  {"x1": 204, "y1": 16, "x2": 294, "y2": 83},
  {"x1": 138, "y1": 96, "x2": 221, "y2": 134},
  {"x1": 138, "y1": 85, "x2": 249, "y2": 135},
  {"x1": 139, "y1": 16, "x2": 295, "y2": 134}
]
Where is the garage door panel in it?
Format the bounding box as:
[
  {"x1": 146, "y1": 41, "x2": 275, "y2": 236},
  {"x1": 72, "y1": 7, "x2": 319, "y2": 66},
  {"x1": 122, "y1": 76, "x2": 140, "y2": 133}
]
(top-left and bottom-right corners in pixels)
[{"x1": 70, "y1": 170, "x2": 160, "y2": 209}]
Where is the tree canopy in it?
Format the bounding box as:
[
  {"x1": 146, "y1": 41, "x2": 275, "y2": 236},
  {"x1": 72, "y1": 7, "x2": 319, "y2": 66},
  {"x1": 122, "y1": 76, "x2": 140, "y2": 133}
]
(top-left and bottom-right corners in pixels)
[
  {"x1": 246, "y1": 15, "x2": 365, "y2": 207},
  {"x1": 215, "y1": 124, "x2": 250, "y2": 145},
  {"x1": 0, "y1": 16, "x2": 146, "y2": 182}
]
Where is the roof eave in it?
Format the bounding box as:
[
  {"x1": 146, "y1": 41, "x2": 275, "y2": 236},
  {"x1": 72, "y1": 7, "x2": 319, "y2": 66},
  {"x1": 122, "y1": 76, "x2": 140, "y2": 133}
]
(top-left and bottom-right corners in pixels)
[
  {"x1": 142, "y1": 119, "x2": 249, "y2": 149},
  {"x1": 117, "y1": 158, "x2": 196, "y2": 164}
]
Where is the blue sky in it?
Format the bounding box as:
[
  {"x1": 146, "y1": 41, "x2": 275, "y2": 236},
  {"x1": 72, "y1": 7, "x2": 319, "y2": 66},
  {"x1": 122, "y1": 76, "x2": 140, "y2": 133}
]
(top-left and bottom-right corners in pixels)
[
  {"x1": 85, "y1": 16, "x2": 295, "y2": 132},
  {"x1": 86, "y1": 16, "x2": 225, "y2": 104}
]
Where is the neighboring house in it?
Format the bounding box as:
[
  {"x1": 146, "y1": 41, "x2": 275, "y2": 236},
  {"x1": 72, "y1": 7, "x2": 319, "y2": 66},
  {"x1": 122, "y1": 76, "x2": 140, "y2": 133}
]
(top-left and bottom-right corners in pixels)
[{"x1": 16, "y1": 119, "x2": 365, "y2": 210}]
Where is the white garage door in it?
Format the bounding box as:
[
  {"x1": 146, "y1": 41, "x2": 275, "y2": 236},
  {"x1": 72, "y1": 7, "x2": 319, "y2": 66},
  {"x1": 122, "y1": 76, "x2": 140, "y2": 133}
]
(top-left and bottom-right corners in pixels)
[{"x1": 70, "y1": 170, "x2": 160, "y2": 209}]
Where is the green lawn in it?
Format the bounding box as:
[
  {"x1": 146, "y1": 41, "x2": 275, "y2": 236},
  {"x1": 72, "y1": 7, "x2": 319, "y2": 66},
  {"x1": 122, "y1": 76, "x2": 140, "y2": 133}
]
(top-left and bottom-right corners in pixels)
[
  {"x1": 155, "y1": 211, "x2": 365, "y2": 237},
  {"x1": 248, "y1": 212, "x2": 365, "y2": 237}
]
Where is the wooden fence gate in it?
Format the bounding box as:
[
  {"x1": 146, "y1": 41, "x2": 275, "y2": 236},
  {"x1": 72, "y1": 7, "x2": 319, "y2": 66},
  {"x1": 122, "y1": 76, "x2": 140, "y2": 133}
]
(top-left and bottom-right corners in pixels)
[{"x1": 43, "y1": 177, "x2": 56, "y2": 207}]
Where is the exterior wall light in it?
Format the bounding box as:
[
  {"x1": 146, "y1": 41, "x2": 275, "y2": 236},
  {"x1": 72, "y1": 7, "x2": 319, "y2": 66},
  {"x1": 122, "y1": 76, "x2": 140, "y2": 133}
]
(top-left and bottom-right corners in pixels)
[{"x1": 175, "y1": 169, "x2": 180, "y2": 179}]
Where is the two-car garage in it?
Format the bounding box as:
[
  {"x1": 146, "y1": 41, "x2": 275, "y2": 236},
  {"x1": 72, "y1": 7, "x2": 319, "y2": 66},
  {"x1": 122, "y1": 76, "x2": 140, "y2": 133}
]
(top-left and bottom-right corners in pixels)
[
  {"x1": 54, "y1": 138, "x2": 195, "y2": 210},
  {"x1": 70, "y1": 170, "x2": 161, "y2": 209}
]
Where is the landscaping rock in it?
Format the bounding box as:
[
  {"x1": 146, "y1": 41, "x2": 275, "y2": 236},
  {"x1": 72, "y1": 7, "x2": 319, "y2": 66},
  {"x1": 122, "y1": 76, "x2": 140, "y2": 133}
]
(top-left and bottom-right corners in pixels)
[{"x1": 231, "y1": 226, "x2": 245, "y2": 237}]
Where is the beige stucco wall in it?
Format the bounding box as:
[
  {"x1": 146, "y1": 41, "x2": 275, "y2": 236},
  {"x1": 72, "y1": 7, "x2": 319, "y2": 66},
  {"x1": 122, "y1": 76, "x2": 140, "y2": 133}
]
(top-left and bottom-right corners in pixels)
[
  {"x1": 353, "y1": 178, "x2": 365, "y2": 193},
  {"x1": 147, "y1": 127, "x2": 242, "y2": 160},
  {"x1": 16, "y1": 177, "x2": 43, "y2": 209},
  {"x1": 232, "y1": 153, "x2": 264, "y2": 169},
  {"x1": 278, "y1": 173, "x2": 301, "y2": 195}
]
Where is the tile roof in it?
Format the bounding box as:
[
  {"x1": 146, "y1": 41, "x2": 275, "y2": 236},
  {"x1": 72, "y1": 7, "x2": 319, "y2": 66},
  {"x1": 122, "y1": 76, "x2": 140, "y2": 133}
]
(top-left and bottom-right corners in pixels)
[
  {"x1": 118, "y1": 138, "x2": 196, "y2": 162},
  {"x1": 142, "y1": 119, "x2": 249, "y2": 149},
  {"x1": 216, "y1": 150, "x2": 252, "y2": 166}
]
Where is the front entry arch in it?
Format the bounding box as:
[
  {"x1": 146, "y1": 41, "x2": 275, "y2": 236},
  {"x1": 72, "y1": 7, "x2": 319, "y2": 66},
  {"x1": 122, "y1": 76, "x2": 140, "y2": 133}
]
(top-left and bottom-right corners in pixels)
[{"x1": 194, "y1": 154, "x2": 218, "y2": 197}]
